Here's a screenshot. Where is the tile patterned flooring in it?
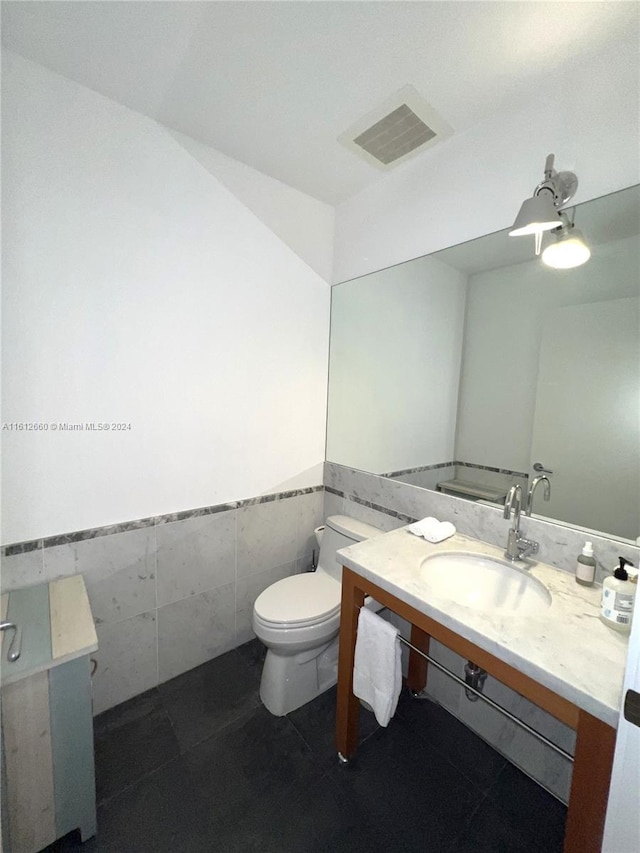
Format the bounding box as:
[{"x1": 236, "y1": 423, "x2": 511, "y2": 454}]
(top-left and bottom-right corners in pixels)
[{"x1": 46, "y1": 641, "x2": 567, "y2": 853}]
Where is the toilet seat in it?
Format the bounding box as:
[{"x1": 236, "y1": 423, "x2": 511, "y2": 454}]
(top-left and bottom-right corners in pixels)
[{"x1": 253, "y1": 572, "x2": 341, "y2": 629}]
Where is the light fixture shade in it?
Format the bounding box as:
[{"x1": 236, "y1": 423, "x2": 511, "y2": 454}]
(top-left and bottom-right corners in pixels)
[
  {"x1": 541, "y1": 228, "x2": 591, "y2": 269},
  {"x1": 509, "y1": 194, "x2": 562, "y2": 236}
]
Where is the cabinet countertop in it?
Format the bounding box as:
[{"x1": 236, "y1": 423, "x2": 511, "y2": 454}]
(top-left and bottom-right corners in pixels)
[
  {"x1": 338, "y1": 527, "x2": 628, "y2": 728},
  {"x1": 1, "y1": 575, "x2": 98, "y2": 686}
]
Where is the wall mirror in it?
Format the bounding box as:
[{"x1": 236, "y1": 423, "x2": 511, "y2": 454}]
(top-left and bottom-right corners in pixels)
[{"x1": 327, "y1": 184, "x2": 640, "y2": 543}]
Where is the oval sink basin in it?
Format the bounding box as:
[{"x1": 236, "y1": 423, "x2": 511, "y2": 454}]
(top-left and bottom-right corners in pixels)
[{"x1": 420, "y1": 552, "x2": 552, "y2": 614}]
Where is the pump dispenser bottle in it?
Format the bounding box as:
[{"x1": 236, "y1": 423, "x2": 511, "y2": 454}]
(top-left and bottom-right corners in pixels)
[
  {"x1": 575, "y1": 541, "x2": 596, "y2": 586},
  {"x1": 600, "y1": 557, "x2": 637, "y2": 634}
]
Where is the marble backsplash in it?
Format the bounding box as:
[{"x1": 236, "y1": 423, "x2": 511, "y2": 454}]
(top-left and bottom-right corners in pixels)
[
  {"x1": 324, "y1": 462, "x2": 639, "y2": 583},
  {"x1": 1, "y1": 487, "x2": 324, "y2": 714},
  {"x1": 323, "y1": 461, "x2": 639, "y2": 804}
]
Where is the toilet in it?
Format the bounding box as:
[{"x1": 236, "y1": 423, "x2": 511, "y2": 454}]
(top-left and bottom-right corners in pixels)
[{"x1": 252, "y1": 514, "x2": 384, "y2": 716}]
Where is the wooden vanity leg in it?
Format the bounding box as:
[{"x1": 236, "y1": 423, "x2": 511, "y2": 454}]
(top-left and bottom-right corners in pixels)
[
  {"x1": 563, "y1": 710, "x2": 616, "y2": 853},
  {"x1": 407, "y1": 624, "x2": 430, "y2": 695},
  {"x1": 335, "y1": 567, "x2": 365, "y2": 762}
]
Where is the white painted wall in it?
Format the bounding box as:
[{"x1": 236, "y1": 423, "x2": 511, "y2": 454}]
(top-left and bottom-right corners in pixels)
[
  {"x1": 1, "y1": 53, "x2": 332, "y2": 544},
  {"x1": 165, "y1": 129, "x2": 334, "y2": 283},
  {"x1": 455, "y1": 235, "x2": 640, "y2": 473},
  {"x1": 333, "y1": 37, "x2": 640, "y2": 283},
  {"x1": 326, "y1": 255, "x2": 466, "y2": 473}
]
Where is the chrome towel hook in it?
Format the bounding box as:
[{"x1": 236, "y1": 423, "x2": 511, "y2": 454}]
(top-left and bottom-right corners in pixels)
[{"x1": 0, "y1": 621, "x2": 22, "y2": 662}]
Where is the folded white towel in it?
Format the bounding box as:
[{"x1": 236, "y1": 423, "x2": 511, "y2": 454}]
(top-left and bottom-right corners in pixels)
[
  {"x1": 407, "y1": 516, "x2": 456, "y2": 543},
  {"x1": 353, "y1": 608, "x2": 402, "y2": 727}
]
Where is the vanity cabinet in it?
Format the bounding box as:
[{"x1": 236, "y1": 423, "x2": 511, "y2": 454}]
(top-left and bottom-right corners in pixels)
[
  {"x1": 1, "y1": 576, "x2": 98, "y2": 853},
  {"x1": 335, "y1": 530, "x2": 627, "y2": 853}
]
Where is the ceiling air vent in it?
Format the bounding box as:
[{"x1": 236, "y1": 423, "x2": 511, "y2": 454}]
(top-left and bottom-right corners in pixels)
[{"x1": 339, "y1": 85, "x2": 453, "y2": 170}]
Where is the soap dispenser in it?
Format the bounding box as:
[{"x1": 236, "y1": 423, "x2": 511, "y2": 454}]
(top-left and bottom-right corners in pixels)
[
  {"x1": 575, "y1": 541, "x2": 596, "y2": 586},
  {"x1": 600, "y1": 557, "x2": 637, "y2": 634}
]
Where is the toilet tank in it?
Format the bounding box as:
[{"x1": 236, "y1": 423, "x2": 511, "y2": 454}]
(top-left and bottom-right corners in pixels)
[{"x1": 318, "y1": 515, "x2": 384, "y2": 582}]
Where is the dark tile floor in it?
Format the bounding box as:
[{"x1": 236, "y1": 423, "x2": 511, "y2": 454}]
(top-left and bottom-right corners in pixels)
[{"x1": 46, "y1": 641, "x2": 566, "y2": 853}]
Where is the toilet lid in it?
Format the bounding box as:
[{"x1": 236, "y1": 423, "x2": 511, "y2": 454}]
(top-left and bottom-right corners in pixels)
[{"x1": 254, "y1": 572, "x2": 341, "y2": 628}]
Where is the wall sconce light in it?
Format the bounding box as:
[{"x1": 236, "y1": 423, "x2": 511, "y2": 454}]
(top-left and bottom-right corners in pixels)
[{"x1": 509, "y1": 154, "x2": 589, "y2": 266}]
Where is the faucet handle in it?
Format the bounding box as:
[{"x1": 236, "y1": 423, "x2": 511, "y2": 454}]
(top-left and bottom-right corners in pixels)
[
  {"x1": 517, "y1": 538, "x2": 539, "y2": 560},
  {"x1": 532, "y1": 462, "x2": 553, "y2": 474}
]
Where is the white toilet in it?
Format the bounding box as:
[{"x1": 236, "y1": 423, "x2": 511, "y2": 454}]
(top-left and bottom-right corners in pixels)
[{"x1": 252, "y1": 514, "x2": 384, "y2": 716}]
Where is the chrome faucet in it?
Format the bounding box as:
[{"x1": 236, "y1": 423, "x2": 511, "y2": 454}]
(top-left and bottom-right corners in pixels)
[
  {"x1": 503, "y1": 485, "x2": 539, "y2": 562},
  {"x1": 526, "y1": 475, "x2": 551, "y2": 517}
]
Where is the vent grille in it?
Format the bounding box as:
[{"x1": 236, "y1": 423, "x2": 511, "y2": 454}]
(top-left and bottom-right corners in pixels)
[
  {"x1": 353, "y1": 104, "x2": 436, "y2": 165},
  {"x1": 338, "y1": 85, "x2": 453, "y2": 171}
]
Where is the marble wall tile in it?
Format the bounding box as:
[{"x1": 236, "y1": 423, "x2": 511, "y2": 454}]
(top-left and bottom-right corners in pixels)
[
  {"x1": 43, "y1": 527, "x2": 156, "y2": 626},
  {"x1": 427, "y1": 661, "x2": 573, "y2": 803},
  {"x1": 3, "y1": 485, "x2": 326, "y2": 716},
  {"x1": 342, "y1": 497, "x2": 407, "y2": 533},
  {"x1": 92, "y1": 611, "x2": 158, "y2": 715},
  {"x1": 498, "y1": 717, "x2": 573, "y2": 803},
  {"x1": 156, "y1": 511, "x2": 236, "y2": 607},
  {"x1": 296, "y1": 554, "x2": 315, "y2": 573},
  {"x1": 419, "y1": 637, "x2": 574, "y2": 803},
  {"x1": 235, "y1": 560, "x2": 296, "y2": 647},
  {"x1": 0, "y1": 546, "x2": 44, "y2": 593},
  {"x1": 236, "y1": 497, "x2": 299, "y2": 579},
  {"x1": 325, "y1": 463, "x2": 434, "y2": 522},
  {"x1": 295, "y1": 490, "x2": 325, "y2": 559},
  {"x1": 157, "y1": 582, "x2": 236, "y2": 683},
  {"x1": 323, "y1": 489, "x2": 344, "y2": 520}
]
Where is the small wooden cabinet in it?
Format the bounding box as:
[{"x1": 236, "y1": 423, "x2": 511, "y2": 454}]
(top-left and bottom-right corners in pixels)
[{"x1": 1, "y1": 576, "x2": 98, "y2": 852}]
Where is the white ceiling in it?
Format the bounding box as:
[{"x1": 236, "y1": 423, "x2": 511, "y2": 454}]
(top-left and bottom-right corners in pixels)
[{"x1": 2, "y1": 1, "x2": 638, "y2": 205}]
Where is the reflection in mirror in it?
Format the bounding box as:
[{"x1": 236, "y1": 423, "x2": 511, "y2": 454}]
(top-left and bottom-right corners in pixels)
[{"x1": 327, "y1": 185, "x2": 640, "y2": 543}]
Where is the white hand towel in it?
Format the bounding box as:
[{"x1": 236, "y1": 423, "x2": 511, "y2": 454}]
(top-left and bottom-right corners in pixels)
[
  {"x1": 407, "y1": 516, "x2": 456, "y2": 543},
  {"x1": 353, "y1": 608, "x2": 402, "y2": 727}
]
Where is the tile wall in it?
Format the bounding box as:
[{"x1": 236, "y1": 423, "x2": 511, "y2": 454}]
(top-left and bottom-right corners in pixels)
[
  {"x1": 3, "y1": 462, "x2": 637, "y2": 801},
  {"x1": 324, "y1": 461, "x2": 640, "y2": 803},
  {"x1": 1, "y1": 488, "x2": 324, "y2": 714}
]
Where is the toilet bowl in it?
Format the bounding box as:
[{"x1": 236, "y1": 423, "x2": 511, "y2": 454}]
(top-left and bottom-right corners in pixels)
[{"x1": 252, "y1": 514, "x2": 384, "y2": 716}]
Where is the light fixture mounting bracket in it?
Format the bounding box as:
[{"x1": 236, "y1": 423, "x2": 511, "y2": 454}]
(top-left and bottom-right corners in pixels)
[{"x1": 533, "y1": 154, "x2": 578, "y2": 208}]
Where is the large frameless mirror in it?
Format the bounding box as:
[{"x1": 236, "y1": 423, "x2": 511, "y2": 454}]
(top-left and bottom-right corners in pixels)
[{"x1": 327, "y1": 184, "x2": 640, "y2": 543}]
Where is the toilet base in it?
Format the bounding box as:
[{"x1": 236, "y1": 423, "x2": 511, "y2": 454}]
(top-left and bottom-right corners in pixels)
[{"x1": 259, "y1": 636, "x2": 339, "y2": 716}]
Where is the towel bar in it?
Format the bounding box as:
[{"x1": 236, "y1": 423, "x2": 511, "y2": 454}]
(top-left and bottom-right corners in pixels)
[{"x1": 397, "y1": 634, "x2": 574, "y2": 763}]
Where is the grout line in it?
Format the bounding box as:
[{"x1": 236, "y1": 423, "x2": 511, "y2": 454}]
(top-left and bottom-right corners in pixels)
[
  {"x1": 96, "y1": 751, "x2": 181, "y2": 810},
  {"x1": 155, "y1": 574, "x2": 237, "y2": 612},
  {"x1": 446, "y1": 793, "x2": 490, "y2": 852},
  {"x1": 171, "y1": 701, "x2": 261, "y2": 759},
  {"x1": 283, "y1": 714, "x2": 322, "y2": 762}
]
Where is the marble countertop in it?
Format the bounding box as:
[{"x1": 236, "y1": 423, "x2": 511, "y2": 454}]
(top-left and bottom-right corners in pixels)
[
  {"x1": 338, "y1": 527, "x2": 629, "y2": 728},
  {"x1": 1, "y1": 575, "x2": 98, "y2": 686}
]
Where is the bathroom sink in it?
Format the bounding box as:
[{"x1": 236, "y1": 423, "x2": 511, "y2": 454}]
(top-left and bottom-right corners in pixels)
[{"x1": 419, "y1": 552, "x2": 551, "y2": 614}]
